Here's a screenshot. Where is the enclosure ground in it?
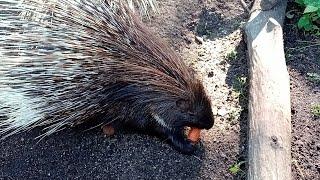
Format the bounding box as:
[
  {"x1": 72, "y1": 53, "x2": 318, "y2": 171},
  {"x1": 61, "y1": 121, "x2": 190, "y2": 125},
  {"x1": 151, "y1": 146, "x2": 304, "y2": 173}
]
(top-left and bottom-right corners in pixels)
[
  {"x1": 285, "y1": 2, "x2": 320, "y2": 179},
  {"x1": 1, "y1": 0, "x2": 318, "y2": 179},
  {"x1": 0, "y1": 0, "x2": 248, "y2": 179}
]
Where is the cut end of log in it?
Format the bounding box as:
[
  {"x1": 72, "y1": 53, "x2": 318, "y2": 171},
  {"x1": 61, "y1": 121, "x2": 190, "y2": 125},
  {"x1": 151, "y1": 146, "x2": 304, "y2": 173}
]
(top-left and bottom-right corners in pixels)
[{"x1": 267, "y1": 18, "x2": 281, "y2": 31}]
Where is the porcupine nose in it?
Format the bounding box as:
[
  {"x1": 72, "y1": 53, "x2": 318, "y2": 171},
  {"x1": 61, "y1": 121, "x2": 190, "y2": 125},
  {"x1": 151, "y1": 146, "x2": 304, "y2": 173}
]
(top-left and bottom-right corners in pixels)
[
  {"x1": 204, "y1": 122, "x2": 213, "y2": 130},
  {"x1": 202, "y1": 116, "x2": 214, "y2": 130},
  {"x1": 200, "y1": 122, "x2": 213, "y2": 130},
  {"x1": 194, "y1": 120, "x2": 213, "y2": 130}
]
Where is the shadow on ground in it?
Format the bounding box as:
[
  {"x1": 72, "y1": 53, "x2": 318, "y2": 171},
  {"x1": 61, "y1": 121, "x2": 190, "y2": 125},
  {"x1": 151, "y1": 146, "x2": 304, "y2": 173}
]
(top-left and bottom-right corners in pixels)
[
  {"x1": 0, "y1": 127, "x2": 207, "y2": 179},
  {"x1": 225, "y1": 39, "x2": 249, "y2": 180}
]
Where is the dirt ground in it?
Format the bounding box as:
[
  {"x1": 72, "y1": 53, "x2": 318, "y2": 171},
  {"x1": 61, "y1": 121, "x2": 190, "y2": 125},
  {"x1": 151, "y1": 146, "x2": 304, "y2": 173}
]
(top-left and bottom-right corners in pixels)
[
  {"x1": 284, "y1": 2, "x2": 320, "y2": 179},
  {"x1": 0, "y1": 0, "x2": 319, "y2": 179},
  {"x1": 1, "y1": 0, "x2": 248, "y2": 179}
]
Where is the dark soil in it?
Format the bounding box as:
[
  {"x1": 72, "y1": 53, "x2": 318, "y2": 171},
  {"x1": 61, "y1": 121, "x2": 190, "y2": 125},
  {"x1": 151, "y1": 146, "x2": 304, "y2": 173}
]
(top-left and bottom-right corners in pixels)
[
  {"x1": 1, "y1": 0, "x2": 248, "y2": 179},
  {"x1": 1, "y1": 0, "x2": 318, "y2": 180},
  {"x1": 284, "y1": 2, "x2": 320, "y2": 179}
]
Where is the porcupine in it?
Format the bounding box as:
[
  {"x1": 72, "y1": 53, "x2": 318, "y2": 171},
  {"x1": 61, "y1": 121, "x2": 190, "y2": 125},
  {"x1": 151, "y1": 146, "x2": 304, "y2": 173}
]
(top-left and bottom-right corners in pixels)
[{"x1": 0, "y1": 0, "x2": 214, "y2": 154}]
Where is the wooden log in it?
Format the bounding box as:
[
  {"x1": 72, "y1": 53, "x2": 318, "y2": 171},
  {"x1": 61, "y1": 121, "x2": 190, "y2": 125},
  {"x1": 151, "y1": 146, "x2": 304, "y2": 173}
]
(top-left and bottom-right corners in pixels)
[{"x1": 244, "y1": 0, "x2": 291, "y2": 180}]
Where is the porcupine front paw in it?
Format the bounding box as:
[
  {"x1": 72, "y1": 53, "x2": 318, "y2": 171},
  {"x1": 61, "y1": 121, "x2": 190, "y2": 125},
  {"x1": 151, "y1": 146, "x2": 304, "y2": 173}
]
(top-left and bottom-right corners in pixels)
[{"x1": 168, "y1": 132, "x2": 196, "y2": 154}]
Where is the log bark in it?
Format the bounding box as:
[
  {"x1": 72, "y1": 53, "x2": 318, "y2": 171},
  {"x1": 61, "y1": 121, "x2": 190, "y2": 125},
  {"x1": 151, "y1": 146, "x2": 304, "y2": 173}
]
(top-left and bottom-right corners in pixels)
[{"x1": 244, "y1": 0, "x2": 291, "y2": 180}]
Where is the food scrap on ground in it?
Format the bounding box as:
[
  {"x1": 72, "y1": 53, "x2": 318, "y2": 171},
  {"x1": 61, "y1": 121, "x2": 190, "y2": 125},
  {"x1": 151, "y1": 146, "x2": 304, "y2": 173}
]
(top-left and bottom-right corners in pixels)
[{"x1": 188, "y1": 127, "x2": 201, "y2": 143}]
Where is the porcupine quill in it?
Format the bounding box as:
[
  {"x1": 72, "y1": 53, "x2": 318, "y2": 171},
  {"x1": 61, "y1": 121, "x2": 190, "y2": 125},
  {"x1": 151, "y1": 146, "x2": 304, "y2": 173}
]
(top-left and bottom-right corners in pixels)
[{"x1": 0, "y1": 0, "x2": 214, "y2": 154}]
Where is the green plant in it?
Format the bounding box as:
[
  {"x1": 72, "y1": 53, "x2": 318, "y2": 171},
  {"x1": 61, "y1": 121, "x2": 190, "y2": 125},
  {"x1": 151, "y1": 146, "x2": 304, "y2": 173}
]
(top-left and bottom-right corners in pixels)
[
  {"x1": 307, "y1": 72, "x2": 320, "y2": 83},
  {"x1": 295, "y1": 0, "x2": 320, "y2": 32},
  {"x1": 226, "y1": 50, "x2": 237, "y2": 61},
  {"x1": 229, "y1": 161, "x2": 246, "y2": 175},
  {"x1": 311, "y1": 104, "x2": 320, "y2": 117},
  {"x1": 233, "y1": 76, "x2": 247, "y2": 97},
  {"x1": 227, "y1": 109, "x2": 242, "y2": 125}
]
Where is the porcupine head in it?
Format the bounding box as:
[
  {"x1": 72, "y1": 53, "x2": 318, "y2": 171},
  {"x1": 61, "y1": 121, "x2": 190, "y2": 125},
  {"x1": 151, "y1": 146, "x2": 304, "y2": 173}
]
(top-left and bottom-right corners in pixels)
[{"x1": 0, "y1": 0, "x2": 214, "y2": 154}]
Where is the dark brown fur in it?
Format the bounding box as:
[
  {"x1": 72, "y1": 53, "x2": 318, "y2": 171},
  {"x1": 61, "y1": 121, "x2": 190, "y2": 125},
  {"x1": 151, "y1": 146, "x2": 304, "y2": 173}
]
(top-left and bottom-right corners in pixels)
[{"x1": 0, "y1": 0, "x2": 214, "y2": 154}]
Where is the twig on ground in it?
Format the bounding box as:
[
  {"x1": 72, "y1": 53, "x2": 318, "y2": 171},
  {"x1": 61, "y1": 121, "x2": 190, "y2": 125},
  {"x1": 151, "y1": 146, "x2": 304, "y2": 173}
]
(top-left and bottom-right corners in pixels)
[
  {"x1": 292, "y1": 159, "x2": 305, "y2": 179},
  {"x1": 240, "y1": 0, "x2": 251, "y2": 13}
]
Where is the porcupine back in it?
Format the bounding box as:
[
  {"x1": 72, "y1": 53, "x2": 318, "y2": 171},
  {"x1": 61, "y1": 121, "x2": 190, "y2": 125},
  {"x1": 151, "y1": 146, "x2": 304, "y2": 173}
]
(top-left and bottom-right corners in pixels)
[{"x1": 0, "y1": 0, "x2": 205, "y2": 139}]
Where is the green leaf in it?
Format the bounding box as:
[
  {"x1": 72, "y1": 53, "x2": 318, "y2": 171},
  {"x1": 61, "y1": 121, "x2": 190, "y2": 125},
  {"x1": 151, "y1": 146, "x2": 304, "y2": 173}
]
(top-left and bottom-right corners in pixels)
[
  {"x1": 304, "y1": 5, "x2": 319, "y2": 13},
  {"x1": 311, "y1": 104, "x2": 320, "y2": 117},
  {"x1": 294, "y1": 0, "x2": 320, "y2": 33},
  {"x1": 295, "y1": 0, "x2": 305, "y2": 6},
  {"x1": 304, "y1": 0, "x2": 320, "y2": 6},
  {"x1": 229, "y1": 165, "x2": 240, "y2": 174},
  {"x1": 311, "y1": 14, "x2": 320, "y2": 21},
  {"x1": 307, "y1": 73, "x2": 320, "y2": 83},
  {"x1": 305, "y1": 24, "x2": 315, "y2": 31},
  {"x1": 298, "y1": 15, "x2": 313, "y2": 30},
  {"x1": 229, "y1": 161, "x2": 246, "y2": 175}
]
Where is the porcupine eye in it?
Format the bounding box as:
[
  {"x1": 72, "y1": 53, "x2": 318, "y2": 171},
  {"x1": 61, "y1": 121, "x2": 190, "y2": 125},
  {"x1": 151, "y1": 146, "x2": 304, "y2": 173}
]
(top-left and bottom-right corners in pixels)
[
  {"x1": 176, "y1": 99, "x2": 190, "y2": 112},
  {"x1": 176, "y1": 99, "x2": 214, "y2": 130},
  {"x1": 175, "y1": 99, "x2": 195, "y2": 124},
  {"x1": 176, "y1": 101, "x2": 196, "y2": 118}
]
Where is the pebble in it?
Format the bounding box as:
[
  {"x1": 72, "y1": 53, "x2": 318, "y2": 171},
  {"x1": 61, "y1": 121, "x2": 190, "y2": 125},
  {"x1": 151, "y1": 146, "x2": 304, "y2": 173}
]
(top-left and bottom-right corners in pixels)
[
  {"x1": 211, "y1": 106, "x2": 218, "y2": 116},
  {"x1": 195, "y1": 36, "x2": 204, "y2": 44},
  {"x1": 218, "y1": 108, "x2": 228, "y2": 116}
]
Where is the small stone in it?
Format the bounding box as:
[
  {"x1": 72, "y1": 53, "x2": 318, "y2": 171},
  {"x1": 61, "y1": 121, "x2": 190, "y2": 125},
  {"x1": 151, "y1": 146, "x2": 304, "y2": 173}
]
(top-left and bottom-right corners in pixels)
[
  {"x1": 220, "y1": 152, "x2": 227, "y2": 159},
  {"x1": 211, "y1": 106, "x2": 218, "y2": 116},
  {"x1": 218, "y1": 108, "x2": 228, "y2": 116},
  {"x1": 184, "y1": 36, "x2": 193, "y2": 44},
  {"x1": 295, "y1": 140, "x2": 304, "y2": 145},
  {"x1": 198, "y1": 49, "x2": 206, "y2": 57},
  {"x1": 208, "y1": 71, "x2": 214, "y2": 78},
  {"x1": 195, "y1": 36, "x2": 204, "y2": 44},
  {"x1": 183, "y1": 33, "x2": 193, "y2": 44}
]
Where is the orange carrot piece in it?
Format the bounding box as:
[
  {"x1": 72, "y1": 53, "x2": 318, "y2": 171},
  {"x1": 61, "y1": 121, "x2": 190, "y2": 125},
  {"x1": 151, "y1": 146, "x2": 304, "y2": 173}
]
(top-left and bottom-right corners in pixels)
[{"x1": 188, "y1": 127, "x2": 201, "y2": 143}]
